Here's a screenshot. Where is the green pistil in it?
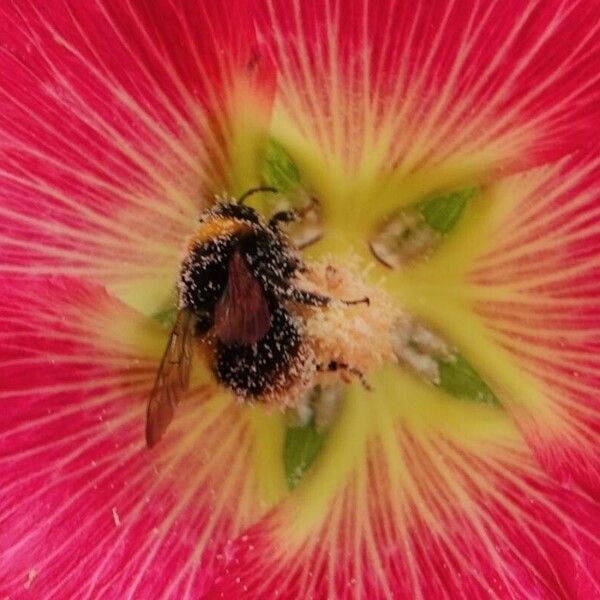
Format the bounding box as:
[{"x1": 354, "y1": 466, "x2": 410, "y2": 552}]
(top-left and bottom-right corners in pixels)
[
  {"x1": 152, "y1": 306, "x2": 177, "y2": 328},
  {"x1": 284, "y1": 419, "x2": 327, "y2": 490},
  {"x1": 261, "y1": 138, "x2": 301, "y2": 193},
  {"x1": 436, "y1": 353, "x2": 500, "y2": 407},
  {"x1": 418, "y1": 186, "x2": 478, "y2": 233}
]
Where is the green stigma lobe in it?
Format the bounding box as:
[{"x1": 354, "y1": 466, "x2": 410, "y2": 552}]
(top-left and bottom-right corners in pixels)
[
  {"x1": 284, "y1": 420, "x2": 326, "y2": 490},
  {"x1": 262, "y1": 138, "x2": 301, "y2": 192},
  {"x1": 419, "y1": 187, "x2": 479, "y2": 233},
  {"x1": 151, "y1": 306, "x2": 177, "y2": 328},
  {"x1": 437, "y1": 353, "x2": 501, "y2": 407}
]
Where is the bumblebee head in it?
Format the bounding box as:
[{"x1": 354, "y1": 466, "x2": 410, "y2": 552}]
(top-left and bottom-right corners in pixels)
[{"x1": 203, "y1": 187, "x2": 280, "y2": 227}]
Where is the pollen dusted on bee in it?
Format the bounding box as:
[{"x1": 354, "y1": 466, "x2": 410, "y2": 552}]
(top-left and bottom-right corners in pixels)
[
  {"x1": 224, "y1": 257, "x2": 403, "y2": 413},
  {"x1": 273, "y1": 256, "x2": 402, "y2": 424}
]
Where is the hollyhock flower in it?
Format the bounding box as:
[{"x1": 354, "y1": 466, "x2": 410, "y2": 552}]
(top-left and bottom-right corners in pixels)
[{"x1": 1, "y1": 0, "x2": 600, "y2": 598}]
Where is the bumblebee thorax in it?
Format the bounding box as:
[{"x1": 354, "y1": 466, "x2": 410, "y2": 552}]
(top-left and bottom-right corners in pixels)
[{"x1": 187, "y1": 217, "x2": 248, "y2": 251}]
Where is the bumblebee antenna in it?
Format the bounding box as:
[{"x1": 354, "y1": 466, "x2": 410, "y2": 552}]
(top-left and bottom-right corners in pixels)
[{"x1": 237, "y1": 186, "x2": 278, "y2": 205}]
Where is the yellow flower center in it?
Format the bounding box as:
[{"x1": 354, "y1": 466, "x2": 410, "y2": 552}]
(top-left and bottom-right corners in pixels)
[{"x1": 111, "y1": 92, "x2": 553, "y2": 507}]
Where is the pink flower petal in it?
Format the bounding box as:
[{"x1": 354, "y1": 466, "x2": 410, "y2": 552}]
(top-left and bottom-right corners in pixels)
[
  {"x1": 0, "y1": 277, "x2": 283, "y2": 598},
  {"x1": 2, "y1": 1, "x2": 599, "y2": 597},
  {"x1": 258, "y1": 0, "x2": 600, "y2": 174},
  {"x1": 470, "y1": 152, "x2": 600, "y2": 497},
  {"x1": 0, "y1": 0, "x2": 272, "y2": 300},
  {"x1": 202, "y1": 400, "x2": 600, "y2": 599}
]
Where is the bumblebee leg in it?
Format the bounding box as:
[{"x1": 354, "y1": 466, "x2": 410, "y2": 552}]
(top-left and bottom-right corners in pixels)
[
  {"x1": 281, "y1": 256, "x2": 308, "y2": 278},
  {"x1": 194, "y1": 311, "x2": 213, "y2": 337},
  {"x1": 317, "y1": 361, "x2": 372, "y2": 390},
  {"x1": 269, "y1": 197, "x2": 320, "y2": 230},
  {"x1": 286, "y1": 285, "x2": 369, "y2": 307},
  {"x1": 342, "y1": 296, "x2": 370, "y2": 306},
  {"x1": 282, "y1": 285, "x2": 332, "y2": 306},
  {"x1": 266, "y1": 278, "x2": 369, "y2": 307},
  {"x1": 269, "y1": 209, "x2": 298, "y2": 229}
]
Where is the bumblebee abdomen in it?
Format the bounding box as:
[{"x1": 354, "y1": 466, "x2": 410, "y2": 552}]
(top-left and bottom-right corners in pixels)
[{"x1": 215, "y1": 306, "x2": 312, "y2": 398}]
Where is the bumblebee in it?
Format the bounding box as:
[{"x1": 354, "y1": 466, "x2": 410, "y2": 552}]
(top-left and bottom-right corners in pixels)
[{"x1": 145, "y1": 187, "x2": 367, "y2": 447}]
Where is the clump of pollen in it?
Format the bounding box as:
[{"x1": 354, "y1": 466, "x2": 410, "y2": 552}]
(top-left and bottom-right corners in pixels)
[
  {"x1": 263, "y1": 256, "x2": 400, "y2": 416},
  {"x1": 301, "y1": 258, "x2": 398, "y2": 381}
]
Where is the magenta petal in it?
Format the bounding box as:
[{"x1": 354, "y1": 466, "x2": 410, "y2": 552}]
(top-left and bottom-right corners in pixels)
[
  {"x1": 0, "y1": 277, "x2": 275, "y2": 598},
  {"x1": 202, "y1": 436, "x2": 600, "y2": 600},
  {"x1": 2, "y1": 0, "x2": 600, "y2": 597},
  {"x1": 0, "y1": 0, "x2": 271, "y2": 287},
  {"x1": 471, "y1": 152, "x2": 600, "y2": 497},
  {"x1": 258, "y1": 0, "x2": 600, "y2": 172}
]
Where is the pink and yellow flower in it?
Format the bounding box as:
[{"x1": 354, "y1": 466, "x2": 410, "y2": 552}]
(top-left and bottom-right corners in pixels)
[{"x1": 1, "y1": 1, "x2": 600, "y2": 598}]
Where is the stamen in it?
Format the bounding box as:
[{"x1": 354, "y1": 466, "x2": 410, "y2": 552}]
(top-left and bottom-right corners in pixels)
[
  {"x1": 370, "y1": 207, "x2": 441, "y2": 269},
  {"x1": 271, "y1": 194, "x2": 323, "y2": 249},
  {"x1": 391, "y1": 315, "x2": 453, "y2": 385},
  {"x1": 285, "y1": 384, "x2": 344, "y2": 430},
  {"x1": 291, "y1": 197, "x2": 323, "y2": 249},
  {"x1": 370, "y1": 188, "x2": 478, "y2": 269},
  {"x1": 285, "y1": 388, "x2": 314, "y2": 427},
  {"x1": 313, "y1": 385, "x2": 344, "y2": 430}
]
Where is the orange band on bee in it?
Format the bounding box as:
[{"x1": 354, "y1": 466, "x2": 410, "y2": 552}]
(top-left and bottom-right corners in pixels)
[{"x1": 188, "y1": 218, "x2": 249, "y2": 249}]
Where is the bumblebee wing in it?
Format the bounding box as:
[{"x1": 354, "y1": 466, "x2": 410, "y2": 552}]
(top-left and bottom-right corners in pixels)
[
  {"x1": 214, "y1": 249, "x2": 272, "y2": 345},
  {"x1": 146, "y1": 309, "x2": 194, "y2": 448}
]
